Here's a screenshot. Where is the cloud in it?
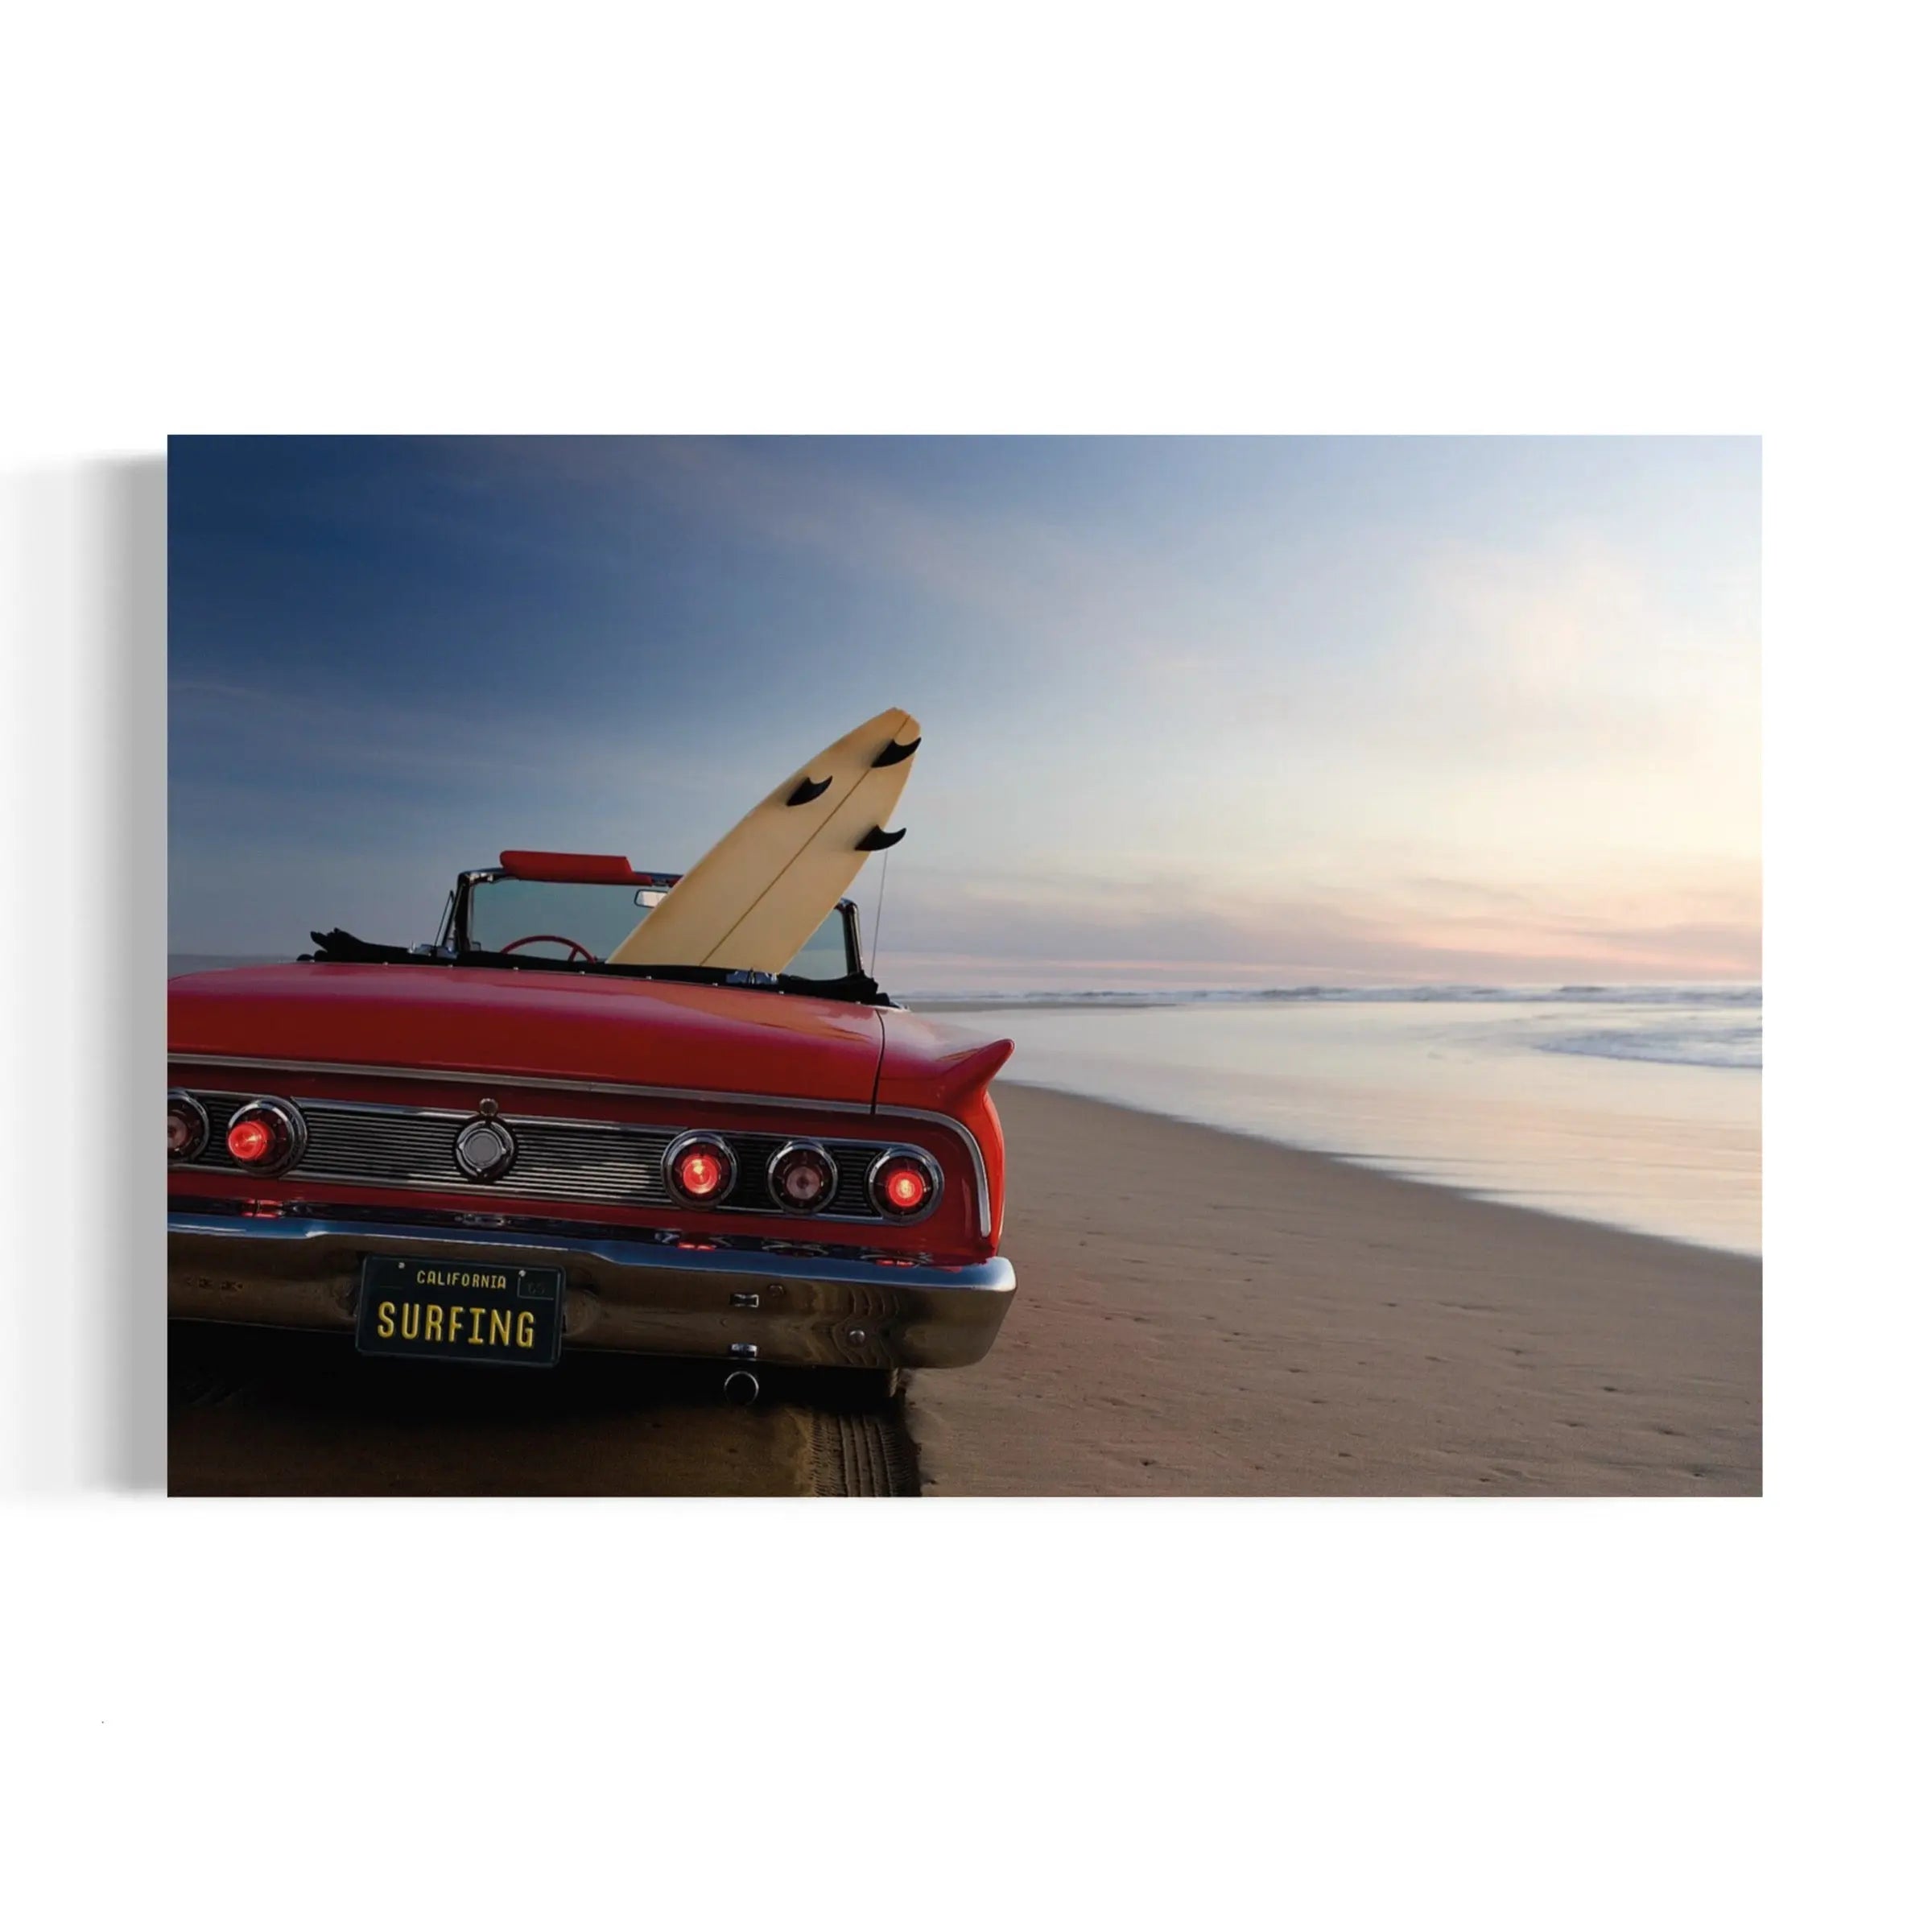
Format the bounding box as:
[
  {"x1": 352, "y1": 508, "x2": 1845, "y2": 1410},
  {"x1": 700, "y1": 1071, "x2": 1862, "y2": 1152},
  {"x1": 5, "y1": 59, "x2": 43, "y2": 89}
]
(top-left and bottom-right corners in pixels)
[{"x1": 874, "y1": 856, "x2": 1761, "y2": 989}]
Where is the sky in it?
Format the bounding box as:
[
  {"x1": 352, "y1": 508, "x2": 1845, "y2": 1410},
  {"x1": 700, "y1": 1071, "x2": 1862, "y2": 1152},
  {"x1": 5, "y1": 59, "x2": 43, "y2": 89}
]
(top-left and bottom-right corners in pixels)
[{"x1": 168, "y1": 436, "x2": 1760, "y2": 990}]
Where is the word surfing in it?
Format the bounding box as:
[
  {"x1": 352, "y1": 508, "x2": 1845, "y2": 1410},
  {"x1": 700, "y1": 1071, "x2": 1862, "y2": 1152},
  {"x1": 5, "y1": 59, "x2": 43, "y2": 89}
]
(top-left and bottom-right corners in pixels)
[{"x1": 373, "y1": 1299, "x2": 540, "y2": 1351}]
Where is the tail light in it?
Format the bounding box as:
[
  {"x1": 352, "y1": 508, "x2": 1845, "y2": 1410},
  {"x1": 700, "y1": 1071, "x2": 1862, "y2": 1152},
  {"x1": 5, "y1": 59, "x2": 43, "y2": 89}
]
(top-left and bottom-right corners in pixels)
[
  {"x1": 224, "y1": 1099, "x2": 307, "y2": 1174},
  {"x1": 767, "y1": 1141, "x2": 837, "y2": 1214},
  {"x1": 867, "y1": 1148, "x2": 941, "y2": 1221},
  {"x1": 167, "y1": 1091, "x2": 209, "y2": 1163},
  {"x1": 664, "y1": 1132, "x2": 736, "y2": 1205}
]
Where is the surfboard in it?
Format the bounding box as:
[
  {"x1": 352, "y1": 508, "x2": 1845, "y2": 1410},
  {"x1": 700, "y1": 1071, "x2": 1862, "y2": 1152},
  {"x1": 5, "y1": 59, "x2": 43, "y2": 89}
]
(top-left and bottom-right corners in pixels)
[{"x1": 606, "y1": 708, "x2": 921, "y2": 972}]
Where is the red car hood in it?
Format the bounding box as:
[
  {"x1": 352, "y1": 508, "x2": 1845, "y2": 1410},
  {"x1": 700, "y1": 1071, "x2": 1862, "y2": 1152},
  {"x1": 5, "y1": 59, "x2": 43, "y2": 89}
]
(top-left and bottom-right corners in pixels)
[{"x1": 168, "y1": 964, "x2": 887, "y2": 1104}]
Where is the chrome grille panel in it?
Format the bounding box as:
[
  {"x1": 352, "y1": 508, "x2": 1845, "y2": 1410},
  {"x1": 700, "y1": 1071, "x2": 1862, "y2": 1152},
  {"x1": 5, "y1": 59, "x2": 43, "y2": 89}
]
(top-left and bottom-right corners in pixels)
[{"x1": 177, "y1": 1092, "x2": 900, "y2": 1220}]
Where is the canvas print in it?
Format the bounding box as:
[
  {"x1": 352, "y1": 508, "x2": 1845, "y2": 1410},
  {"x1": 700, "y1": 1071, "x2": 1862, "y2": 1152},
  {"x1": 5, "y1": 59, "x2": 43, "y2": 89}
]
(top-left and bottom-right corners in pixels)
[{"x1": 166, "y1": 436, "x2": 1760, "y2": 1495}]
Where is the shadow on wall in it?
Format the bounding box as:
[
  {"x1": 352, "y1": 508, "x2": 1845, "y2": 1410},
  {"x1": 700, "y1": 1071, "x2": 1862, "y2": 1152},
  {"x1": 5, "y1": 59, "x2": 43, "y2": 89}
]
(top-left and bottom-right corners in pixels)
[{"x1": 2, "y1": 456, "x2": 166, "y2": 1493}]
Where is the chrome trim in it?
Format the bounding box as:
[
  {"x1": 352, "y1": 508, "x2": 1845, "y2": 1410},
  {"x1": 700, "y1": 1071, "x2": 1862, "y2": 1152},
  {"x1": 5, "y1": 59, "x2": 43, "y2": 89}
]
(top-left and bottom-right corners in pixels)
[
  {"x1": 663, "y1": 1129, "x2": 737, "y2": 1206},
  {"x1": 168, "y1": 1055, "x2": 997, "y2": 1236},
  {"x1": 182, "y1": 1092, "x2": 675, "y2": 1208},
  {"x1": 169, "y1": 1210, "x2": 1018, "y2": 1370},
  {"x1": 229, "y1": 1097, "x2": 308, "y2": 1176},
  {"x1": 167, "y1": 1089, "x2": 210, "y2": 1164},
  {"x1": 176, "y1": 1092, "x2": 918, "y2": 1225},
  {"x1": 202, "y1": 1092, "x2": 654, "y2": 1135},
  {"x1": 766, "y1": 1140, "x2": 837, "y2": 1215},
  {"x1": 452, "y1": 1115, "x2": 518, "y2": 1182},
  {"x1": 866, "y1": 1146, "x2": 943, "y2": 1225}
]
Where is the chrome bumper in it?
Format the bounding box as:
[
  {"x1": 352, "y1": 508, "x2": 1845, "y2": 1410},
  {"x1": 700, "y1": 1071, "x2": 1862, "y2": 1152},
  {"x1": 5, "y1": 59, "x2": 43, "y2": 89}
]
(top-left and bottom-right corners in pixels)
[{"x1": 168, "y1": 1212, "x2": 1017, "y2": 1372}]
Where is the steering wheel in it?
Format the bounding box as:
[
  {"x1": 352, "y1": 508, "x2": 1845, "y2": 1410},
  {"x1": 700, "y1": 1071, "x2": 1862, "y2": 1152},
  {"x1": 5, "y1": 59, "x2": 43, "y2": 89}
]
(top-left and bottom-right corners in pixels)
[{"x1": 500, "y1": 933, "x2": 598, "y2": 963}]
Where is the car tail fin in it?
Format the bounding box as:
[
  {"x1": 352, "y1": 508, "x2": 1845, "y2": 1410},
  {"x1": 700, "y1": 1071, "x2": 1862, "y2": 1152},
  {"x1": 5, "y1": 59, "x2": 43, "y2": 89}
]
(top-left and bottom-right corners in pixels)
[{"x1": 934, "y1": 1036, "x2": 1014, "y2": 1108}]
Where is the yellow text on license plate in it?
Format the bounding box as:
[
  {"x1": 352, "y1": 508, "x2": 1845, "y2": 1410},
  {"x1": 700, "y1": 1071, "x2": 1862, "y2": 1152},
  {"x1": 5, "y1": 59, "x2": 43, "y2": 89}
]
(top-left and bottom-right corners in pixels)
[
  {"x1": 371, "y1": 1295, "x2": 541, "y2": 1352},
  {"x1": 358, "y1": 1258, "x2": 560, "y2": 1361}
]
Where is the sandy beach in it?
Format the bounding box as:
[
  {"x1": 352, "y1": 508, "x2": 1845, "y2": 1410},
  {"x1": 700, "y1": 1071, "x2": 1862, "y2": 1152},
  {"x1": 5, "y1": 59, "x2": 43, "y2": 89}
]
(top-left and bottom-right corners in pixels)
[{"x1": 907, "y1": 1084, "x2": 1761, "y2": 1496}]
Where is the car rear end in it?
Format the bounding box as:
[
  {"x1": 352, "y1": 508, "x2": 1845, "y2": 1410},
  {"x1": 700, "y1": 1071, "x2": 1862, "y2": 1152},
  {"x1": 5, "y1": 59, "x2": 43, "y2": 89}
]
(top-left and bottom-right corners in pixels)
[{"x1": 167, "y1": 965, "x2": 1016, "y2": 1389}]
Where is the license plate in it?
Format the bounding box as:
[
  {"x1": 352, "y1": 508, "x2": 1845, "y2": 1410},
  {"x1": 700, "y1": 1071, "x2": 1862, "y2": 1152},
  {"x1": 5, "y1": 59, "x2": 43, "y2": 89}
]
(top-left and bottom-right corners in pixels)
[{"x1": 355, "y1": 1256, "x2": 564, "y2": 1366}]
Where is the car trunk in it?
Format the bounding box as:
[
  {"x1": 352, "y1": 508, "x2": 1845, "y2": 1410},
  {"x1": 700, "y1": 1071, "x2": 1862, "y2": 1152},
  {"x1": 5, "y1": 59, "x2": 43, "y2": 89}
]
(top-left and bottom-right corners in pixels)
[{"x1": 168, "y1": 963, "x2": 888, "y2": 1104}]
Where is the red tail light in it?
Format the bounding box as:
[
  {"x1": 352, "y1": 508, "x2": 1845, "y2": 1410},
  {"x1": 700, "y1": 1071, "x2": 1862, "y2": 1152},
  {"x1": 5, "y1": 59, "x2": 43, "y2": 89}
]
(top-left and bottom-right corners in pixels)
[
  {"x1": 167, "y1": 1092, "x2": 209, "y2": 1163},
  {"x1": 767, "y1": 1141, "x2": 837, "y2": 1214},
  {"x1": 224, "y1": 1099, "x2": 306, "y2": 1174},
  {"x1": 664, "y1": 1132, "x2": 736, "y2": 1205},
  {"x1": 868, "y1": 1150, "x2": 940, "y2": 1220}
]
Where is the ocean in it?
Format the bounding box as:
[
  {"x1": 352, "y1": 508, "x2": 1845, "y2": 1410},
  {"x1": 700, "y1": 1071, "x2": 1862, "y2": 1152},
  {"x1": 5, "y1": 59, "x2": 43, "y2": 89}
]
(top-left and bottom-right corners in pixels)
[{"x1": 913, "y1": 986, "x2": 1761, "y2": 1256}]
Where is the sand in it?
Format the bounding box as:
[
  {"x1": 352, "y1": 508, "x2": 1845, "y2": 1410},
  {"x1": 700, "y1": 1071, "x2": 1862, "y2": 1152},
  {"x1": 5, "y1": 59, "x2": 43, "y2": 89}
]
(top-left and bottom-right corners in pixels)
[{"x1": 905, "y1": 1084, "x2": 1761, "y2": 1496}]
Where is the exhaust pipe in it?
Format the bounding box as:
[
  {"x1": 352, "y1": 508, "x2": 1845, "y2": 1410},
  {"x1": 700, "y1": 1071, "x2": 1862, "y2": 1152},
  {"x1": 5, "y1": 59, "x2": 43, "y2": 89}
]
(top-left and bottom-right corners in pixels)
[{"x1": 722, "y1": 1368, "x2": 761, "y2": 1406}]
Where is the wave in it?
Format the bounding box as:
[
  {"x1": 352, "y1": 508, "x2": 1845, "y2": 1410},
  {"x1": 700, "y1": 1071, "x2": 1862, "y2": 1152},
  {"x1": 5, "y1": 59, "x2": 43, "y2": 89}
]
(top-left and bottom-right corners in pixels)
[{"x1": 1532, "y1": 1022, "x2": 1761, "y2": 1071}]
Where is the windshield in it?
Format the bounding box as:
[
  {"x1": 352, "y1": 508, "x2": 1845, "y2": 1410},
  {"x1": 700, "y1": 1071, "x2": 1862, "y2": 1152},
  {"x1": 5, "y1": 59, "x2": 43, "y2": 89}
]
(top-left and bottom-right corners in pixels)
[{"x1": 459, "y1": 877, "x2": 857, "y2": 978}]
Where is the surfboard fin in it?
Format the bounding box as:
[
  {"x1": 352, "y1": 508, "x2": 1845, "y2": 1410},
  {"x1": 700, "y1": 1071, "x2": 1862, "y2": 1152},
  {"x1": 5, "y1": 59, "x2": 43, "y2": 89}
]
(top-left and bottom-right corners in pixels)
[{"x1": 608, "y1": 706, "x2": 920, "y2": 971}]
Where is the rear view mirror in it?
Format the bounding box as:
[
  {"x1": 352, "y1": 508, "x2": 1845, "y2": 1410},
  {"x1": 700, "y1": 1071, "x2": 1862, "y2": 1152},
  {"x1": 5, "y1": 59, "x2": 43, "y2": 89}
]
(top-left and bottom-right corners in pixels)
[{"x1": 634, "y1": 890, "x2": 664, "y2": 910}]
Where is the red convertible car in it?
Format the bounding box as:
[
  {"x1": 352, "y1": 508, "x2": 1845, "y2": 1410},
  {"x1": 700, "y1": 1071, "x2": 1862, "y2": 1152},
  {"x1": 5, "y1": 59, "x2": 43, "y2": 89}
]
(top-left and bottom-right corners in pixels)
[{"x1": 167, "y1": 851, "x2": 1017, "y2": 1404}]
